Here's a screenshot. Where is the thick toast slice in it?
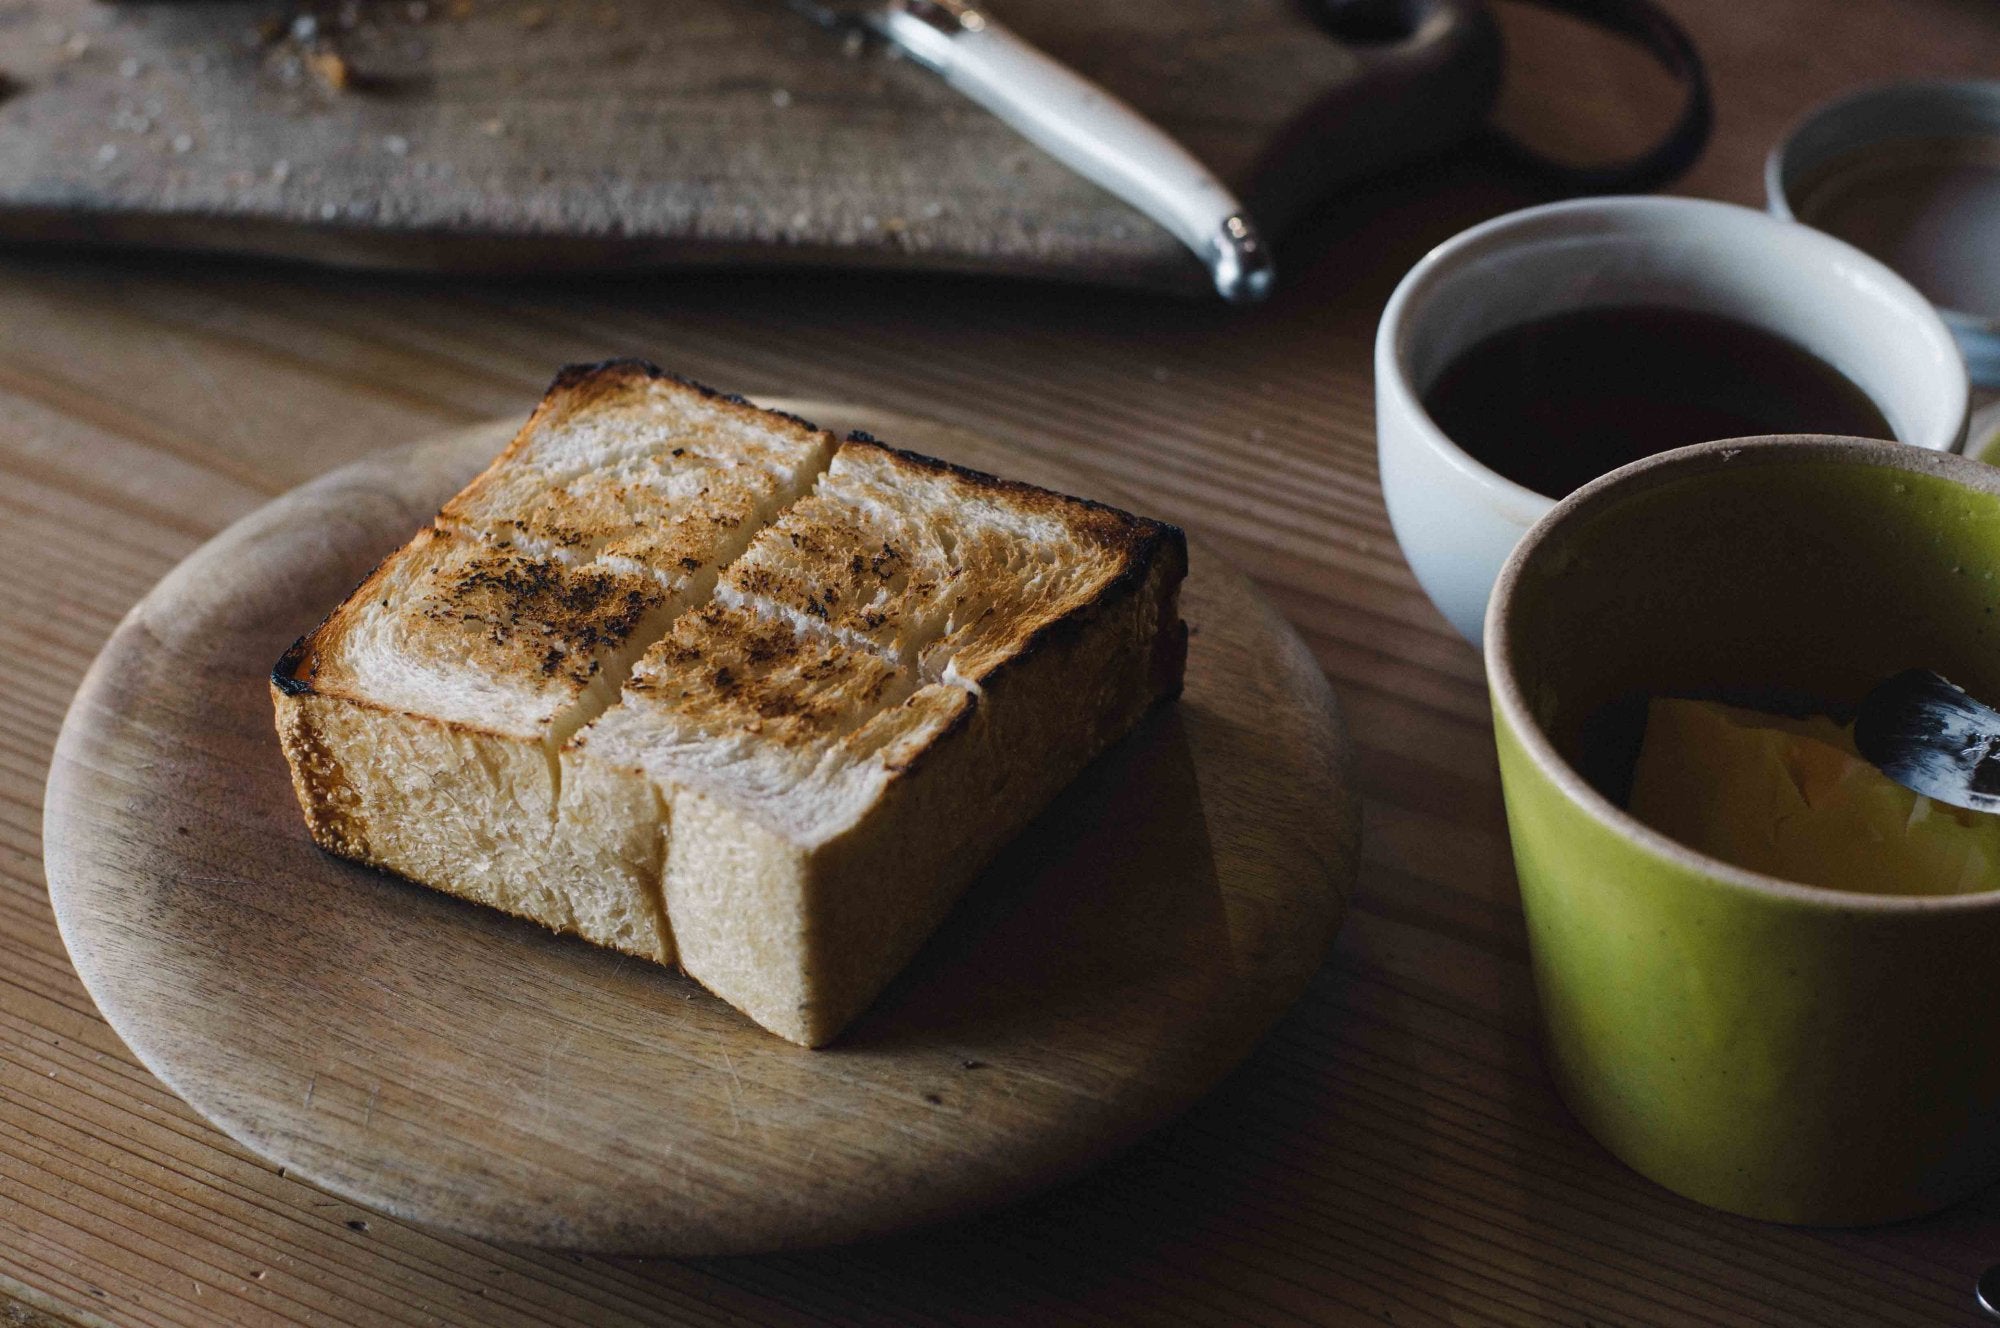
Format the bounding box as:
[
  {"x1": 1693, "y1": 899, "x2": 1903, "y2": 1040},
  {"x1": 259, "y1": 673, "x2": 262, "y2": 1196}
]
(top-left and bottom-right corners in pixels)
[
  {"x1": 274, "y1": 362, "x2": 1187, "y2": 1045},
  {"x1": 272, "y1": 363, "x2": 837, "y2": 963},
  {"x1": 572, "y1": 438, "x2": 1188, "y2": 1044}
]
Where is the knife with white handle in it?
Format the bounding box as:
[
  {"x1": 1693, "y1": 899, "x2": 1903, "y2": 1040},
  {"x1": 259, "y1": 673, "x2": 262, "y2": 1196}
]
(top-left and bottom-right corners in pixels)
[{"x1": 787, "y1": 0, "x2": 1276, "y2": 303}]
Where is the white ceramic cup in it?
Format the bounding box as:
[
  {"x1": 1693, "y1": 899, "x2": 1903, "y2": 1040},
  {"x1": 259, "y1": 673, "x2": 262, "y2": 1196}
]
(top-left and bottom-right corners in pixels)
[{"x1": 1376, "y1": 196, "x2": 1970, "y2": 645}]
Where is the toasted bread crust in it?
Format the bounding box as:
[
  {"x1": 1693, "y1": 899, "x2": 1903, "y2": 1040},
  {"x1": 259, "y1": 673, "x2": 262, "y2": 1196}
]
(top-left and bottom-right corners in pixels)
[
  {"x1": 272, "y1": 634, "x2": 314, "y2": 697},
  {"x1": 271, "y1": 683, "x2": 370, "y2": 858},
  {"x1": 275, "y1": 371, "x2": 1188, "y2": 813},
  {"x1": 838, "y1": 430, "x2": 1179, "y2": 560},
  {"x1": 836, "y1": 429, "x2": 1188, "y2": 682},
  {"x1": 273, "y1": 363, "x2": 1188, "y2": 1041},
  {"x1": 863, "y1": 533, "x2": 1184, "y2": 798},
  {"x1": 545, "y1": 358, "x2": 826, "y2": 436}
]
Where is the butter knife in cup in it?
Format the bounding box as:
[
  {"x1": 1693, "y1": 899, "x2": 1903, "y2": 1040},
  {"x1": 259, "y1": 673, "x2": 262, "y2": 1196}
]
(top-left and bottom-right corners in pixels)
[{"x1": 785, "y1": 0, "x2": 1276, "y2": 303}]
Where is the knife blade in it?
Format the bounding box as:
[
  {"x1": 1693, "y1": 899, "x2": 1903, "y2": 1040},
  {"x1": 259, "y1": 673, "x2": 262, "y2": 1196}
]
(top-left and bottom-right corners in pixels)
[{"x1": 784, "y1": 0, "x2": 1275, "y2": 303}]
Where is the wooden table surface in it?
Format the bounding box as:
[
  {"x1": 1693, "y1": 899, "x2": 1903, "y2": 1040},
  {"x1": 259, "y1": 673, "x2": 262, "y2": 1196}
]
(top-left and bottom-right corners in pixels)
[{"x1": 4, "y1": 2, "x2": 1998, "y2": 1324}]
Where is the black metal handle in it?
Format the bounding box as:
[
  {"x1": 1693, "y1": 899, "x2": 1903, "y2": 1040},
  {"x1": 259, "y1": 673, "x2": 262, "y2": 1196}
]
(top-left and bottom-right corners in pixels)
[
  {"x1": 1309, "y1": 0, "x2": 1712, "y2": 195},
  {"x1": 1482, "y1": 0, "x2": 1712, "y2": 194}
]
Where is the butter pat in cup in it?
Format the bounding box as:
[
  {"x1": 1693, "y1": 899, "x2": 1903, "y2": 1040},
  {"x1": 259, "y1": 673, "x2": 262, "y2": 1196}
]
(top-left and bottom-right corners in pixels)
[{"x1": 1485, "y1": 435, "x2": 2000, "y2": 1225}]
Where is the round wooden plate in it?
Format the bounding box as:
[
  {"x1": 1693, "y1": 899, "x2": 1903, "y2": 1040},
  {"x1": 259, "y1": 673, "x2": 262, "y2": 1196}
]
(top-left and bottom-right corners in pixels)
[{"x1": 42, "y1": 402, "x2": 1357, "y2": 1256}]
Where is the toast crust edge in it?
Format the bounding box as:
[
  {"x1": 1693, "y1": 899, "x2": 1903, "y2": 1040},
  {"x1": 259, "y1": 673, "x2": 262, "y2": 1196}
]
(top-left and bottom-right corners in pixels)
[{"x1": 829, "y1": 430, "x2": 1190, "y2": 791}]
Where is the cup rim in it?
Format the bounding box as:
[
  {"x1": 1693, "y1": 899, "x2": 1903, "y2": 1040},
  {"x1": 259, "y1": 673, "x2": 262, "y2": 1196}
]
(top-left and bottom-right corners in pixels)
[
  {"x1": 1765, "y1": 78, "x2": 2000, "y2": 338},
  {"x1": 1484, "y1": 433, "x2": 2000, "y2": 914},
  {"x1": 1376, "y1": 196, "x2": 1971, "y2": 517}
]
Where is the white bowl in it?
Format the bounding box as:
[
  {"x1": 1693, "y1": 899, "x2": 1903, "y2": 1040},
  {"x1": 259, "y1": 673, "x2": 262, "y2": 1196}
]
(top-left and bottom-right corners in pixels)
[
  {"x1": 1767, "y1": 80, "x2": 2000, "y2": 386},
  {"x1": 1376, "y1": 196, "x2": 1969, "y2": 645}
]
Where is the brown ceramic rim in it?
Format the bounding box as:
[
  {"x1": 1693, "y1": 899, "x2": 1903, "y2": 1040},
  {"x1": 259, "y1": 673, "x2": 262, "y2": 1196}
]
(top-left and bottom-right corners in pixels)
[{"x1": 1485, "y1": 432, "x2": 2000, "y2": 913}]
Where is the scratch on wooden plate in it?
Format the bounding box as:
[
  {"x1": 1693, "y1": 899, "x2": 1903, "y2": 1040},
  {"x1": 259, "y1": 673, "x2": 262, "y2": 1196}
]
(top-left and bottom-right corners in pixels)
[{"x1": 720, "y1": 1047, "x2": 744, "y2": 1136}]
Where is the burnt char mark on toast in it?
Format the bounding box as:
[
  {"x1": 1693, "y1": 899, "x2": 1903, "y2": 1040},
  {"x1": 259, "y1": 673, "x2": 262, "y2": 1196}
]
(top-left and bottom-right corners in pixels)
[
  {"x1": 276, "y1": 371, "x2": 1185, "y2": 824},
  {"x1": 546, "y1": 359, "x2": 825, "y2": 435},
  {"x1": 274, "y1": 363, "x2": 826, "y2": 718},
  {"x1": 273, "y1": 635, "x2": 314, "y2": 696},
  {"x1": 270, "y1": 536, "x2": 441, "y2": 700},
  {"x1": 427, "y1": 550, "x2": 663, "y2": 688},
  {"x1": 262, "y1": 549, "x2": 415, "y2": 700},
  {"x1": 632, "y1": 601, "x2": 908, "y2": 751},
  {"x1": 272, "y1": 536, "x2": 662, "y2": 717}
]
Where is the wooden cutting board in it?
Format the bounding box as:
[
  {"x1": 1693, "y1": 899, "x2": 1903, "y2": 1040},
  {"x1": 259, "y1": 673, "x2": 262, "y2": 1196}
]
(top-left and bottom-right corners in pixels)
[
  {"x1": 0, "y1": 0, "x2": 1497, "y2": 293},
  {"x1": 41, "y1": 404, "x2": 1358, "y2": 1255}
]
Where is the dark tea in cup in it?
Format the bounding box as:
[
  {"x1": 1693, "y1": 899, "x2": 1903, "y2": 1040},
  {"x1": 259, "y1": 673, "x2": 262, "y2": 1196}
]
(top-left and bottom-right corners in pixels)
[{"x1": 1421, "y1": 306, "x2": 1894, "y2": 499}]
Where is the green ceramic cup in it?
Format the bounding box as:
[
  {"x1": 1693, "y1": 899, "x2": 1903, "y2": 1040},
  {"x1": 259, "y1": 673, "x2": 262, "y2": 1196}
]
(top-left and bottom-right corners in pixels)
[{"x1": 1486, "y1": 435, "x2": 2000, "y2": 1225}]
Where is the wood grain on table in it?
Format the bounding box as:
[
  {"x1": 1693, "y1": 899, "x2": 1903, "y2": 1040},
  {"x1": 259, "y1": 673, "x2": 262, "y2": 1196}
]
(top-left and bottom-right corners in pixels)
[{"x1": 4, "y1": 0, "x2": 2000, "y2": 1324}]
